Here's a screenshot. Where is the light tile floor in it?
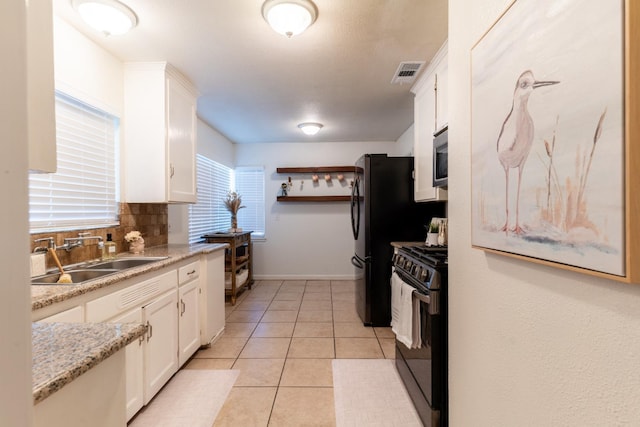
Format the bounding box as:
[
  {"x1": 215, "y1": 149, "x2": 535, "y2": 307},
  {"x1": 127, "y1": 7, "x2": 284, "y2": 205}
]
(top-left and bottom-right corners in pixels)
[{"x1": 183, "y1": 279, "x2": 395, "y2": 427}]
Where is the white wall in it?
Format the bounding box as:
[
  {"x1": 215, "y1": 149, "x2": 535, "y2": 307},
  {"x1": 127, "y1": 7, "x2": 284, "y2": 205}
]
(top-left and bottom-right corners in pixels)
[
  {"x1": 236, "y1": 140, "x2": 400, "y2": 279},
  {"x1": 53, "y1": 17, "x2": 123, "y2": 115},
  {"x1": 1, "y1": 4, "x2": 32, "y2": 426},
  {"x1": 448, "y1": 1, "x2": 640, "y2": 425},
  {"x1": 196, "y1": 120, "x2": 235, "y2": 168}
]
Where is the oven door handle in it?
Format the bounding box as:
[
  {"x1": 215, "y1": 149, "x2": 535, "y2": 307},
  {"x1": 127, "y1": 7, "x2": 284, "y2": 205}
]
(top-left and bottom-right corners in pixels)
[{"x1": 413, "y1": 291, "x2": 430, "y2": 305}]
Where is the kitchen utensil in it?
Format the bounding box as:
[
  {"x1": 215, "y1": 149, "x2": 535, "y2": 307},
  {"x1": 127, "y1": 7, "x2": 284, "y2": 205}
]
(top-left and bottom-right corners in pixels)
[{"x1": 48, "y1": 248, "x2": 72, "y2": 283}]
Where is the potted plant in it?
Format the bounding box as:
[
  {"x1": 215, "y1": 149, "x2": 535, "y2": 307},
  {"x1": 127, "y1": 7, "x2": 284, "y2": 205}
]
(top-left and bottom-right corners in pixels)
[
  {"x1": 426, "y1": 221, "x2": 439, "y2": 246},
  {"x1": 224, "y1": 191, "x2": 245, "y2": 233}
]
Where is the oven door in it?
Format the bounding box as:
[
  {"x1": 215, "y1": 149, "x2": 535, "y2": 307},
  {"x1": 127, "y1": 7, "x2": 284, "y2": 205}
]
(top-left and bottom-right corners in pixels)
[{"x1": 394, "y1": 272, "x2": 446, "y2": 426}]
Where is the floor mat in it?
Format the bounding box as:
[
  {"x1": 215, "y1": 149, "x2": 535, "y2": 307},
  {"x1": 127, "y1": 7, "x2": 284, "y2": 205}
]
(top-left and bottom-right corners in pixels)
[
  {"x1": 129, "y1": 369, "x2": 239, "y2": 427},
  {"x1": 332, "y1": 359, "x2": 422, "y2": 427}
]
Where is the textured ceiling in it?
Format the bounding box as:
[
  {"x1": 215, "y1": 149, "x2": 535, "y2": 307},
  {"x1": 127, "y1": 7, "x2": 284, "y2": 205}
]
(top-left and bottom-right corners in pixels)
[{"x1": 52, "y1": 0, "x2": 448, "y2": 144}]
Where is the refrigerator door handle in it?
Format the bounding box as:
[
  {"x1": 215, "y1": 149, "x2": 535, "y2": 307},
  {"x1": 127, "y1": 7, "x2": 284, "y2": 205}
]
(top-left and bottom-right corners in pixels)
[
  {"x1": 351, "y1": 254, "x2": 365, "y2": 269},
  {"x1": 350, "y1": 177, "x2": 360, "y2": 240}
]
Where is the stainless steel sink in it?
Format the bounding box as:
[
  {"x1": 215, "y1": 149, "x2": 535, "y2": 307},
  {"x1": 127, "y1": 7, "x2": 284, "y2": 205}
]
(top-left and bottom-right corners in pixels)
[
  {"x1": 31, "y1": 269, "x2": 117, "y2": 285},
  {"x1": 83, "y1": 257, "x2": 168, "y2": 270},
  {"x1": 31, "y1": 257, "x2": 168, "y2": 285}
]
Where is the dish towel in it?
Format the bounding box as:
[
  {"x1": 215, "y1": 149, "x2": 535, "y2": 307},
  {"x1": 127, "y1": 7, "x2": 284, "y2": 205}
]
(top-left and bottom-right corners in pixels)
[
  {"x1": 390, "y1": 270, "x2": 402, "y2": 330},
  {"x1": 391, "y1": 272, "x2": 421, "y2": 349}
]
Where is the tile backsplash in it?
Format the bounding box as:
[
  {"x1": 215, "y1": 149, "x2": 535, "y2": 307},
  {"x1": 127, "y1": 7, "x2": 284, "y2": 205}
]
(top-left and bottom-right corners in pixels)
[{"x1": 30, "y1": 203, "x2": 168, "y2": 269}]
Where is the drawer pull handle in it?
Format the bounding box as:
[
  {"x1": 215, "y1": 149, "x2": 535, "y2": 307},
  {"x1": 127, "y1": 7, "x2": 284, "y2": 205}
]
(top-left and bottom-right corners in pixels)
[
  {"x1": 187, "y1": 269, "x2": 196, "y2": 275},
  {"x1": 180, "y1": 300, "x2": 186, "y2": 316},
  {"x1": 146, "y1": 321, "x2": 153, "y2": 342}
]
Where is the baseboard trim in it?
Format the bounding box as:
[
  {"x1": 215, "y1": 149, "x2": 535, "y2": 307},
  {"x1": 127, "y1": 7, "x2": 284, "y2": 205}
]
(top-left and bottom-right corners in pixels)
[{"x1": 253, "y1": 274, "x2": 356, "y2": 281}]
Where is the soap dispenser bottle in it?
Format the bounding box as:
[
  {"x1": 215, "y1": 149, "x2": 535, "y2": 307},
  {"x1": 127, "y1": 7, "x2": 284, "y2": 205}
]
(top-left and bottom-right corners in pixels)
[{"x1": 104, "y1": 233, "x2": 117, "y2": 260}]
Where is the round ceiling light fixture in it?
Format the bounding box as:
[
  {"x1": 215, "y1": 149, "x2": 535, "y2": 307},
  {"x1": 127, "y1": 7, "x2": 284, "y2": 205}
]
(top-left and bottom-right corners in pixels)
[
  {"x1": 262, "y1": 0, "x2": 318, "y2": 38},
  {"x1": 71, "y1": 0, "x2": 138, "y2": 36},
  {"x1": 298, "y1": 122, "x2": 323, "y2": 136}
]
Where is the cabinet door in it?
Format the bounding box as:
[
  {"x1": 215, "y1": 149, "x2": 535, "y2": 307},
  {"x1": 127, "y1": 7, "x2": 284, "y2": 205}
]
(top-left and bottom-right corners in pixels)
[
  {"x1": 200, "y1": 251, "x2": 225, "y2": 345},
  {"x1": 178, "y1": 279, "x2": 200, "y2": 366},
  {"x1": 142, "y1": 290, "x2": 178, "y2": 404},
  {"x1": 166, "y1": 76, "x2": 197, "y2": 203},
  {"x1": 435, "y1": 60, "x2": 449, "y2": 130},
  {"x1": 414, "y1": 75, "x2": 436, "y2": 202},
  {"x1": 413, "y1": 72, "x2": 448, "y2": 202},
  {"x1": 110, "y1": 308, "x2": 144, "y2": 421}
]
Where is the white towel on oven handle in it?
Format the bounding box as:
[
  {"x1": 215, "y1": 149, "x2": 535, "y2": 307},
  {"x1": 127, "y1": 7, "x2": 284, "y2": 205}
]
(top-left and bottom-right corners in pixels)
[
  {"x1": 391, "y1": 271, "x2": 421, "y2": 349},
  {"x1": 390, "y1": 269, "x2": 402, "y2": 330}
]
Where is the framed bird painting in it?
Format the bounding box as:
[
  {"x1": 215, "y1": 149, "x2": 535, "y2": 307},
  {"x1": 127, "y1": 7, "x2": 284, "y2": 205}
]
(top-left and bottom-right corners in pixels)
[{"x1": 470, "y1": 0, "x2": 639, "y2": 281}]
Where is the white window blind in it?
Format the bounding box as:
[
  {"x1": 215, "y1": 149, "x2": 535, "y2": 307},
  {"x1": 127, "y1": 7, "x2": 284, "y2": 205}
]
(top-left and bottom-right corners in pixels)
[
  {"x1": 188, "y1": 155, "x2": 232, "y2": 243},
  {"x1": 235, "y1": 166, "x2": 266, "y2": 238},
  {"x1": 29, "y1": 91, "x2": 119, "y2": 232}
]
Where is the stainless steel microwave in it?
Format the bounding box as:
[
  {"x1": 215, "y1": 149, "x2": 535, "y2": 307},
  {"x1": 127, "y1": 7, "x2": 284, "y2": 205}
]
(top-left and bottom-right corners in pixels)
[{"x1": 433, "y1": 126, "x2": 448, "y2": 187}]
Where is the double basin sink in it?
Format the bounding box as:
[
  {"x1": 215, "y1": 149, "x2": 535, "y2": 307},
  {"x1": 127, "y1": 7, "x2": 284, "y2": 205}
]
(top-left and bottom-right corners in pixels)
[{"x1": 31, "y1": 257, "x2": 168, "y2": 286}]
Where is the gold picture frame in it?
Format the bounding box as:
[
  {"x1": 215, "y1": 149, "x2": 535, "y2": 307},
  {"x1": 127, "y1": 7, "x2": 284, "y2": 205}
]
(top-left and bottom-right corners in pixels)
[{"x1": 470, "y1": 0, "x2": 640, "y2": 283}]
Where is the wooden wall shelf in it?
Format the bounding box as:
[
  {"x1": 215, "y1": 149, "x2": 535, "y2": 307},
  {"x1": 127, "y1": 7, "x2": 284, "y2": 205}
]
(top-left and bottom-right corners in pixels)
[
  {"x1": 276, "y1": 166, "x2": 355, "y2": 174},
  {"x1": 276, "y1": 196, "x2": 352, "y2": 202},
  {"x1": 276, "y1": 166, "x2": 362, "y2": 203}
]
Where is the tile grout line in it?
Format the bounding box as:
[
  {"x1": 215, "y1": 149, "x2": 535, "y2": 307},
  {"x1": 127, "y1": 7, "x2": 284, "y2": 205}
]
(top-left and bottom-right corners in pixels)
[{"x1": 266, "y1": 279, "x2": 302, "y2": 427}]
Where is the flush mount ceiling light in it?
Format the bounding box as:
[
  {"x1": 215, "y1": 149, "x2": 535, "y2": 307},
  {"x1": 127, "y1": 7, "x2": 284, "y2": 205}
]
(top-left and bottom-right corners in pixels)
[
  {"x1": 298, "y1": 122, "x2": 323, "y2": 136},
  {"x1": 71, "y1": 0, "x2": 138, "y2": 36},
  {"x1": 262, "y1": 0, "x2": 318, "y2": 38}
]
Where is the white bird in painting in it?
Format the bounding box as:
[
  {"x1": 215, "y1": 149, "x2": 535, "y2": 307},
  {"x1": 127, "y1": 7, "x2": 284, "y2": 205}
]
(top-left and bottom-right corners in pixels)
[{"x1": 497, "y1": 70, "x2": 559, "y2": 234}]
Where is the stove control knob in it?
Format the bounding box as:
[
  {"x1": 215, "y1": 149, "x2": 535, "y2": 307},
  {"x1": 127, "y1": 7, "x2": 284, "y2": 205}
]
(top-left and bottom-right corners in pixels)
[
  {"x1": 411, "y1": 265, "x2": 418, "y2": 276},
  {"x1": 420, "y1": 269, "x2": 429, "y2": 281}
]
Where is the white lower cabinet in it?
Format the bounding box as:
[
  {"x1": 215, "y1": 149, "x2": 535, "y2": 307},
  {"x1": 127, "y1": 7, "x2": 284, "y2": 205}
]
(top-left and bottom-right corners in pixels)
[
  {"x1": 178, "y1": 279, "x2": 200, "y2": 366},
  {"x1": 110, "y1": 308, "x2": 144, "y2": 421},
  {"x1": 84, "y1": 268, "x2": 179, "y2": 414},
  {"x1": 34, "y1": 350, "x2": 126, "y2": 427},
  {"x1": 36, "y1": 254, "x2": 225, "y2": 421},
  {"x1": 142, "y1": 289, "x2": 179, "y2": 404},
  {"x1": 200, "y1": 250, "x2": 225, "y2": 345}
]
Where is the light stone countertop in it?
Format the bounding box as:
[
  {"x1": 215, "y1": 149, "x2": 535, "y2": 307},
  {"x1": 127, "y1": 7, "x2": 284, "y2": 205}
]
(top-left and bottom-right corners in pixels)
[
  {"x1": 31, "y1": 243, "x2": 228, "y2": 311},
  {"x1": 32, "y1": 321, "x2": 146, "y2": 404},
  {"x1": 30, "y1": 243, "x2": 228, "y2": 404}
]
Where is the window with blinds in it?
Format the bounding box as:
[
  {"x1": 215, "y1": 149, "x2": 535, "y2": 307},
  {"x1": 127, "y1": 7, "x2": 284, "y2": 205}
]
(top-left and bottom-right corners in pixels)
[
  {"x1": 188, "y1": 155, "x2": 233, "y2": 243},
  {"x1": 235, "y1": 166, "x2": 266, "y2": 238},
  {"x1": 29, "y1": 91, "x2": 119, "y2": 232}
]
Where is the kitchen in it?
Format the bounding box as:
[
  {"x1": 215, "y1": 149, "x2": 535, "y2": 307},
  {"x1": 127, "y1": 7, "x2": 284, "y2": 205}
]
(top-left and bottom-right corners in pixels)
[{"x1": 4, "y1": 1, "x2": 640, "y2": 426}]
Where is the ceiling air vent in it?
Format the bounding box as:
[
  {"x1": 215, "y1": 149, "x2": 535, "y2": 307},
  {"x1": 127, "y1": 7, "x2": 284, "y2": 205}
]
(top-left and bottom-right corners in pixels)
[{"x1": 391, "y1": 61, "x2": 425, "y2": 84}]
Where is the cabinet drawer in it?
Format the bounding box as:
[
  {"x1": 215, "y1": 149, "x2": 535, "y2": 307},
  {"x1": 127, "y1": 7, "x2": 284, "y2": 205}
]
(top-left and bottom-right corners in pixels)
[
  {"x1": 86, "y1": 270, "x2": 177, "y2": 322},
  {"x1": 40, "y1": 306, "x2": 84, "y2": 323},
  {"x1": 178, "y1": 261, "x2": 199, "y2": 285}
]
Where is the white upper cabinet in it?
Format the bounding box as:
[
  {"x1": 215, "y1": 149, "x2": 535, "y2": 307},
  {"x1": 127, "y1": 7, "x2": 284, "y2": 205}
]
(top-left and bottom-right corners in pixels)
[
  {"x1": 27, "y1": 0, "x2": 56, "y2": 173},
  {"x1": 435, "y1": 58, "x2": 448, "y2": 131},
  {"x1": 411, "y1": 40, "x2": 448, "y2": 202},
  {"x1": 124, "y1": 62, "x2": 197, "y2": 203}
]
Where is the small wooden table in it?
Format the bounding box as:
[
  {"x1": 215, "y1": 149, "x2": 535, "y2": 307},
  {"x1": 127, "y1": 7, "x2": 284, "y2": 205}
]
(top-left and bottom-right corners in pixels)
[{"x1": 202, "y1": 232, "x2": 253, "y2": 305}]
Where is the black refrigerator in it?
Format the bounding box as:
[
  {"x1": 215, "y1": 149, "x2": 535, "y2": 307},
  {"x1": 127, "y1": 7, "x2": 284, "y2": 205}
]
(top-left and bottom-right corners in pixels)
[{"x1": 350, "y1": 154, "x2": 445, "y2": 326}]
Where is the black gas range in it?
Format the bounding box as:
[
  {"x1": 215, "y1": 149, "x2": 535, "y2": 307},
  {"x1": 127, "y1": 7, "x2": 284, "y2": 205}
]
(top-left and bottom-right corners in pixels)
[{"x1": 392, "y1": 244, "x2": 448, "y2": 426}]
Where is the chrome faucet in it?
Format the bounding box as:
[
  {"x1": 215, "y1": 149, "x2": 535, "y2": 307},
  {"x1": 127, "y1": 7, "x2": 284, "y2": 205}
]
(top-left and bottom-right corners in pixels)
[
  {"x1": 61, "y1": 233, "x2": 104, "y2": 252},
  {"x1": 33, "y1": 237, "x2": 55, "y2": 253}
]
